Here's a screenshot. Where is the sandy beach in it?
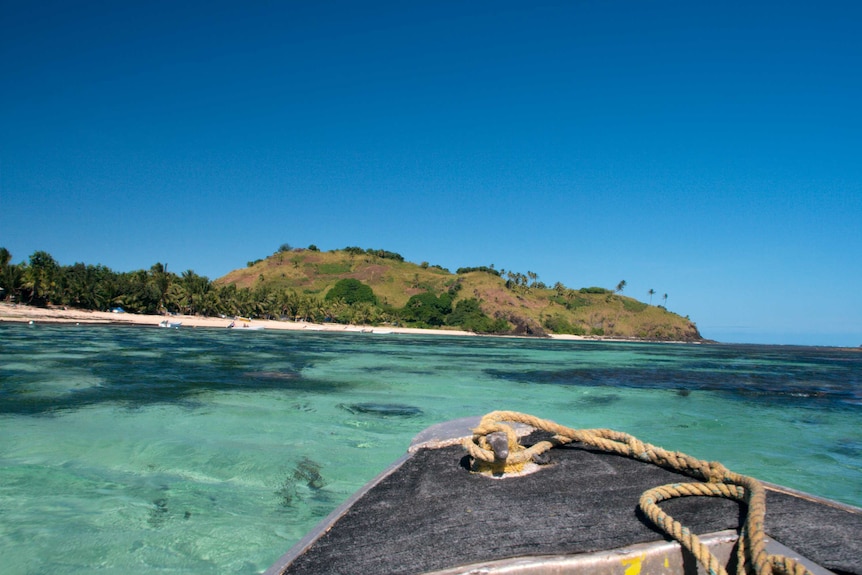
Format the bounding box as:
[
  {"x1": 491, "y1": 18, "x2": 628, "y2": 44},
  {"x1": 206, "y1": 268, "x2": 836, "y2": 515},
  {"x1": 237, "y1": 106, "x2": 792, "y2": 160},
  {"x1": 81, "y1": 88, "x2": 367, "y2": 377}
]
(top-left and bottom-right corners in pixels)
[
  {"x1": 0, "y1": 302, "x2": 482, "y2": 337},
  {"x1": 1, "y1": 304, "x2": 703, "y2": 343}
]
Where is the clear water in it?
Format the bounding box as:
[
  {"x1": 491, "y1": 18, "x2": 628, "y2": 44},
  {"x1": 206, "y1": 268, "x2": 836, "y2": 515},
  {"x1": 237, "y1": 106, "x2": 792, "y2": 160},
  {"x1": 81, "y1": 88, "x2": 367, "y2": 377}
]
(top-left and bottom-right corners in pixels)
[{"x1": 1, "y1": 324, "x2": 860, "y2": 574}]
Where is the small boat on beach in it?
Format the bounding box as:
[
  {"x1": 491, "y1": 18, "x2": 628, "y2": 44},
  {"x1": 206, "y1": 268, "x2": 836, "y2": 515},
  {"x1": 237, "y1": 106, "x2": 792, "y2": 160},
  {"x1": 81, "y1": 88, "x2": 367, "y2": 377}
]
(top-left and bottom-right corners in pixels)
[
  {"x1": 265, "y1": 411, "x2": 861, "y2": 575},
  {"x1": 158, "y1": 319, "x2": 181, "y2": 329},
  {"x1": 228, "y1": 322, "x2": 264, "y2": 330}
]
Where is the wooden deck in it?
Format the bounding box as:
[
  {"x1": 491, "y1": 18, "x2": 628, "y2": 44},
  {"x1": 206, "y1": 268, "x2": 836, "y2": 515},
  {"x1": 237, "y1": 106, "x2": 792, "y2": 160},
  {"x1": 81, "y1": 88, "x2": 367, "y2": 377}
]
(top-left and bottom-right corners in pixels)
[{"x1": 266, "y1": 418, "x2": 862, "y2": 575}]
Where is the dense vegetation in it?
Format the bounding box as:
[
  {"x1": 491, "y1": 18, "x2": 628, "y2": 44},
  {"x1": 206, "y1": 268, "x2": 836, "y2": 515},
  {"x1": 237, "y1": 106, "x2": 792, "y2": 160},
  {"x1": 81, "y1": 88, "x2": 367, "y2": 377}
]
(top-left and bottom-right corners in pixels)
[{"x1": 0, "y1": 245, "x2": 701, "y2": 340}]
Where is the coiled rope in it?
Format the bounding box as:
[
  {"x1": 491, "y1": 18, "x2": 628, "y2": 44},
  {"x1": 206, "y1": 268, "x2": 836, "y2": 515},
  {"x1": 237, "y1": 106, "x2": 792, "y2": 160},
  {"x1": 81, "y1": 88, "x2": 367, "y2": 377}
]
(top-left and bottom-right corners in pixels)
[{"x1": 463, "y1": 411, "x2": 812, "y2": 575}]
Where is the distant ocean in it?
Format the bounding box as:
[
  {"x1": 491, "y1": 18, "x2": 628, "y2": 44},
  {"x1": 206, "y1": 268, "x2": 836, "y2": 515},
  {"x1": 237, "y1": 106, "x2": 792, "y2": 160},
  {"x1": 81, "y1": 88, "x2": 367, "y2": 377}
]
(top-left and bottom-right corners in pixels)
[{"x1": 1, "y1": 324, "x2": 860, "y2": 574}]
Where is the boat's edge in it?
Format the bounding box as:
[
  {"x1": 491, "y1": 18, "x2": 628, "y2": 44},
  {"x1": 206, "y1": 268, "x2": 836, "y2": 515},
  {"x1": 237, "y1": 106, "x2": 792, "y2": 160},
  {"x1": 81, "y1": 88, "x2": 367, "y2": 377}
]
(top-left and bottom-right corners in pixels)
[
  {"x1": 263, "y1": 417, "x2": 861, "y2": 575},
  {"x1": 419, "y1": 530, "x2": 838, "y2": 575},
  {"x1": 263, "y1": 450, "x2": 412, "y2": 575},
  {"x1": 263, "y1": 418, "x2": 484, "y2": 575},
  {"x1": 762, "y1": 480, "x2": 862, "y2": 515}
]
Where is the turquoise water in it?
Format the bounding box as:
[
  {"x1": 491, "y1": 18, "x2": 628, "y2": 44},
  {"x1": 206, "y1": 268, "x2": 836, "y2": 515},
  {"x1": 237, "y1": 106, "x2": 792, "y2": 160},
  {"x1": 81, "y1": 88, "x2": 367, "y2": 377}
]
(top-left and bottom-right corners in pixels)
[{"x1": 1, "y1": 324, "x2": 860, "y2": 574}]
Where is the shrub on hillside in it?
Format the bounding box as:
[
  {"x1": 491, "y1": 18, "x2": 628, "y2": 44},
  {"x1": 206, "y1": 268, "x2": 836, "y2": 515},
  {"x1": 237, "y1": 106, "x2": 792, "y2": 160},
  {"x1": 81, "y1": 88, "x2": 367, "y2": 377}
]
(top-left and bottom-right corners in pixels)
[
  {"x1": 446, "y1": 298, "x2": 509, "y2": 333},
  {"x1": 341, "y1": 246, "x2": 404, "y2": 261},
  {"x1": 455, "y1": 266, "x2": 501, "y2": 277},
  {"x1": 401, "y1": 292, "x2": 452, "y2": 326},
  {"x1": 580, "y1": 287, "x2": 611, "y2": 294},
  {"x1": 325, "y1": 279, "x2": 377, "y2": 305},
  {"x1": 542, "y1": 314, "x2": 585, "y2": 335}
]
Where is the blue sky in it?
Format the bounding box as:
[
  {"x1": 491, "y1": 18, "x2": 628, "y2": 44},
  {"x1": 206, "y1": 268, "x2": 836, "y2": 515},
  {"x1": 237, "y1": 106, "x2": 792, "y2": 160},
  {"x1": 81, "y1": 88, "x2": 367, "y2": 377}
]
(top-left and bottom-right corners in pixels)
[{"x1": 2, "y1": 1, "x2": 860, "y2": 346}]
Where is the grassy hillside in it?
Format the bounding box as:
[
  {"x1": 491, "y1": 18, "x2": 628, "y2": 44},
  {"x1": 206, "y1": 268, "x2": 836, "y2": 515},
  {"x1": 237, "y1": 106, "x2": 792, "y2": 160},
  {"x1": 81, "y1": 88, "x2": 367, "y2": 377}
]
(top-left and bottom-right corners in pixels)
[
  {"x1": 217, "y1": 246, "x2": 702, "y2": 341},
  {"x1": 220, "y1": 248, "x2": 454, "y2": 307}
]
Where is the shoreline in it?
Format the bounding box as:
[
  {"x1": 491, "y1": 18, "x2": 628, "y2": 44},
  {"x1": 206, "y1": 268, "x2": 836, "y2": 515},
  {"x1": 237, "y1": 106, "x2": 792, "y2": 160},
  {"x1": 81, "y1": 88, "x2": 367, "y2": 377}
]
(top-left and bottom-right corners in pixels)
[
  {"x1": 0, "y1": 303, "x2": 479, "y2": 337},
  {"x1": 0, "y1": 302, "x2": 698, "y2": 344}
]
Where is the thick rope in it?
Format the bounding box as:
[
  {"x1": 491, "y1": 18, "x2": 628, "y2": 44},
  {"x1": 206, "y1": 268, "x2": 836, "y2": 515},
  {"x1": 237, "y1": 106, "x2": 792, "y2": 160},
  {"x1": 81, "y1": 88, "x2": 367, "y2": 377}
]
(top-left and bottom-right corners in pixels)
[{"x1": 463, "y1": 411, "x2": 813, "y2": 575}]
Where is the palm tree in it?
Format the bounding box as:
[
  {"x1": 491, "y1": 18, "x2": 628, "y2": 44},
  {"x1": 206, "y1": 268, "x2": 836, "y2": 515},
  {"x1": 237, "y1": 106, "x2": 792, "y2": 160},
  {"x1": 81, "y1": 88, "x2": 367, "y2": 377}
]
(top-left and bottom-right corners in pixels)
[
  {"x1": 0, "y1": 247, "x2": 21, "y2": 301},
  {"x1": 648, "y1": 289, "x2": 656, "y2": 305},
  {"x1": 24, "y1": 251, "x2": 60, "y2": 305},
  {"x1": 149, "y1": 263, "x2": 172, "y2": 314},
  {"x1": 616, "y1": 280, "x2": 626, "y2": 294},
  {"x1": 0, "y1": 247, "x2": 11, "y2": 275},
  {"x1": 662, "y1": 293, "x2": 668, "y2": 307},
  {"x1": 179, "y1": 270, "x2": 211, "y2": 315},
  {"x1": 297, "y1": 294, "x2": 317, "y2": 322}
]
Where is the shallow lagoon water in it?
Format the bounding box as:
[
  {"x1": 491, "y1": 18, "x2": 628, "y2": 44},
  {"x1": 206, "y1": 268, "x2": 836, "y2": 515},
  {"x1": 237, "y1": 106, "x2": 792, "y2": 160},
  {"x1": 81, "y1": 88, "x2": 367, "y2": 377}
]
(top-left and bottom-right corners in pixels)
[{"x1": 1, "y1": 324, "x2": 860, "y2": 574}]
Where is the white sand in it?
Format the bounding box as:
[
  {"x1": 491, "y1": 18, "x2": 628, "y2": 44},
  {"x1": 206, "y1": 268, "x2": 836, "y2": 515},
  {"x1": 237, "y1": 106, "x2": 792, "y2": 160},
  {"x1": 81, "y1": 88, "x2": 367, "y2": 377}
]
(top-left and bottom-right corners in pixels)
[{"x1": 0, "y1": 302, "x2": 480, "y2": 337}]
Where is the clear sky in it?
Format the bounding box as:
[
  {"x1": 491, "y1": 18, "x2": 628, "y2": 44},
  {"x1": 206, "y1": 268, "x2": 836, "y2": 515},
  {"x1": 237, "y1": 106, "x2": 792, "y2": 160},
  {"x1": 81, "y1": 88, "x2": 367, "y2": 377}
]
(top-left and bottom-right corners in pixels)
[{"x1": 2, "y1": 1, "x2": 860, "y2": 346}]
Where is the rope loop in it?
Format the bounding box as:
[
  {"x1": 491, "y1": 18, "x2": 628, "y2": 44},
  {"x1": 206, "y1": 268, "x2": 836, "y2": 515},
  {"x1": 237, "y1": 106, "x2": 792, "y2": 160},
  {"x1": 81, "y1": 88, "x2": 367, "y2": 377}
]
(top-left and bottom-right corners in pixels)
[{"x1": 462, "y1": 411, "x2": 814, "y2": 575}]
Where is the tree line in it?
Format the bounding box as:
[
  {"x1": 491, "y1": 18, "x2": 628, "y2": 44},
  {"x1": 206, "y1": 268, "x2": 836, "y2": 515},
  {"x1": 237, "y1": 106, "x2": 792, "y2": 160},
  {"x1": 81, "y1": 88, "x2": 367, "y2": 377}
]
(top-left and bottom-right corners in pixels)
[{"x1": 0, "y1": 248, "x2": 507, "y2": 332}]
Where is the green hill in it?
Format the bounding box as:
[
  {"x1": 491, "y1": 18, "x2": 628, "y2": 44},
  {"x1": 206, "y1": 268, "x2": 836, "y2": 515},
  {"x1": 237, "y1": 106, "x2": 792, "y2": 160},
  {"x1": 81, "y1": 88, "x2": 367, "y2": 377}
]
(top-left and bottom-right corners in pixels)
[{"x1": 217, "y1": 246, "x2": 702, "y2": 341}]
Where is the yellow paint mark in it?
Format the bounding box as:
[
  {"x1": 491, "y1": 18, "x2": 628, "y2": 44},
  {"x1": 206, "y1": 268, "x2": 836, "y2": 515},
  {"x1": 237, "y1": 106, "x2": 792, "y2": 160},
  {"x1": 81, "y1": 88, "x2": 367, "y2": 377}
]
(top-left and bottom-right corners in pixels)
[
  {"x1": 664, "y1": 556, "x2": 670, "y2": 568},
  {"x1": 621, "y1": 554, "x2": 646, "y2": 575}
]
